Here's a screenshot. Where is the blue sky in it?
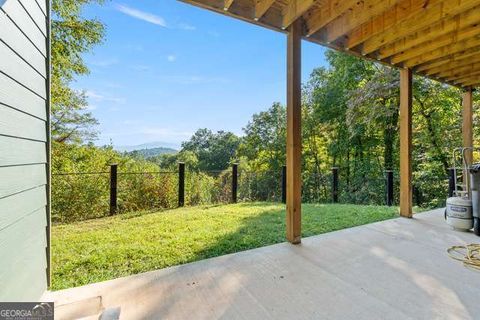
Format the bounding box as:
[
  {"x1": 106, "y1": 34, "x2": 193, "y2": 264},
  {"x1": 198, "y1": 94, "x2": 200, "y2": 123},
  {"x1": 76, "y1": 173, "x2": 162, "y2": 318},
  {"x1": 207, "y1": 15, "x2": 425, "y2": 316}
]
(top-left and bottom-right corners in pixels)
[{"x1": 76, "y1": 0, "x2": 329, "y2": 148}]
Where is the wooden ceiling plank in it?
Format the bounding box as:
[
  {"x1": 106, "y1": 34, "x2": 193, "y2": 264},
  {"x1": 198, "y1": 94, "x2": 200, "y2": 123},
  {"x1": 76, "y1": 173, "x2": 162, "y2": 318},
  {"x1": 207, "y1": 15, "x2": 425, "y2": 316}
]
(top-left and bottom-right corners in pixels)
[
  {"x1": 451, "y1": 69, "x2": 480, "y2": 82},
  {"x1": 423, "y1": 55, "x2": 480, "y2": 76},
  {"x1": 450, "y1": 73, "x2": 480, "y2": 85},
  {"x1": 404, "y1": 37, "x2": 480, "y2": 68},
  {"x1": 362, "y1": 0, "x2": 480, "y2": 55},
  {"x1": 415, "y1": 46, "x2": 480, "y2": 72},
  {"x1": 379, "y1": 8, "x2": 480, "y2": 60},
  {"x1": 345, "y1": 0, "x2": 443, "y2": 50},
  {"x1": 458, "y1": 78, "x2": 480, "y2": 86},
  {"x1": 282, "y1": 0, "x2": 317, "y2": 29},
  {"x1": 434, "y1": 63, "x2": 480, "y2": 79},
  {"x1": 304, "y1": 0, "x2": 358, "y2": 37},
  {"x1": 316, "y1": 0, "x2": 400, "y2": 43},
  {"x1": 255, "y1": 0, "x2": 276, "y2": 20},
  {"x1": 390, "y1": 24, "x2": 480, "y2": 65}
]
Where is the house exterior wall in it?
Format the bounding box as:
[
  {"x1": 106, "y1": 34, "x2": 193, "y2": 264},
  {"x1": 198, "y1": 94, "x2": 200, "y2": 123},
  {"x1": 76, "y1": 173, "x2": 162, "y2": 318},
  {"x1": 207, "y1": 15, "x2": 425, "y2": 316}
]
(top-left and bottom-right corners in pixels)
[{"x1": 0, "y1": 0, "x2": 50, "y2": 301}]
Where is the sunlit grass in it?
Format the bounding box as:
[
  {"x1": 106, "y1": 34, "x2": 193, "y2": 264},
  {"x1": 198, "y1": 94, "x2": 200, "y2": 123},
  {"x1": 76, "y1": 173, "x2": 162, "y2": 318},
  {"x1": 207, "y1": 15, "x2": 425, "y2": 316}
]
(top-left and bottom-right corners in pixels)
[{"x1": 52, "y1": 202, "x2": 398, "y2": 290}]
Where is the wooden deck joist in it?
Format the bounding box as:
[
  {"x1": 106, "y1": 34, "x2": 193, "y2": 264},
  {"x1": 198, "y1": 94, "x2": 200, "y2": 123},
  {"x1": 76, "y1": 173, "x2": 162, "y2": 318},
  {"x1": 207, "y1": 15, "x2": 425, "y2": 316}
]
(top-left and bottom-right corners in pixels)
[{"x1": 179, "y1": 0, "x2": 480, "y2": 89}]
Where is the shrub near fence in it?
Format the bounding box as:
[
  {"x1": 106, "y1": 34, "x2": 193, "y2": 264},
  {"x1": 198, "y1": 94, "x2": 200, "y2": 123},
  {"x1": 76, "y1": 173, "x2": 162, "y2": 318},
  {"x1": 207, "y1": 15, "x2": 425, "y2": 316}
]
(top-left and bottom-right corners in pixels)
[
  {"x1": 117, "y1": 171, "x2": 178, "y2": 213},
  {"x1": 52, "y1": 164, "x2": 236, "y2": 223},
  {"x1": 52, "y1": 172, "x2": 110, "y2": 222},
  {"x1": 52, "y1": 161, "x2": 451, "y2": 223}
]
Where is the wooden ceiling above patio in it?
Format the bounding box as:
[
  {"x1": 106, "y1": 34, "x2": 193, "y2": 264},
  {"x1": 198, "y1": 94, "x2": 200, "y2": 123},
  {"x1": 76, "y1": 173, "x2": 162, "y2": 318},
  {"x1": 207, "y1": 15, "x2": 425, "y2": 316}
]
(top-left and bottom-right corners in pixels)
[{"x1": 179, "y1": 0, "x2": 480, "y2": 89}]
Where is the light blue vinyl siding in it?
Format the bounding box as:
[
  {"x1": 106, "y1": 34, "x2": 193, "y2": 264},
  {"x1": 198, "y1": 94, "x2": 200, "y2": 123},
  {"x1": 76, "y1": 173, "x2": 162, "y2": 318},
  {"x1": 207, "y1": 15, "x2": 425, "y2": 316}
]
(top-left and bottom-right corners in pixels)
[{"x1": 0, "y1": 0, "x2": 49, "y2": 301}]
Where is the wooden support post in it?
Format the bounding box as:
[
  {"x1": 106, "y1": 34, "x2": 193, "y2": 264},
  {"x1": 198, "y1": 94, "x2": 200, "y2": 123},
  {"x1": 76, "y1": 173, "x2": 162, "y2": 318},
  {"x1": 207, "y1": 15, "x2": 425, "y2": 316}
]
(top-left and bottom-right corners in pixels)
[
  {"x1": 399, "y1": 68, "x2": 413, "y2": 218},
  {"x1": 109, "y1": 164, "x2": 118, "y2": 215},
  {"x1": 178, "y1": 162, "x2": 185, "y2": 207},
  {"x1": 232, "y1": 163, "x2": 238, "y2": 203},
  {"x1": 332, "y1": 167, "x2": 339, "y2": 203},
  {"x1": 286, "y1": 19, "x2": 302, "y2": 244},
  {"x1": 386, "y1": 170, "x2": 394, "y2": 206},
  {"x1": 463, "y1": 88, "x2": 473, "y2": 196},
  {"x1": 282, "y1": 165, "x2": 287, "y2": 204}
]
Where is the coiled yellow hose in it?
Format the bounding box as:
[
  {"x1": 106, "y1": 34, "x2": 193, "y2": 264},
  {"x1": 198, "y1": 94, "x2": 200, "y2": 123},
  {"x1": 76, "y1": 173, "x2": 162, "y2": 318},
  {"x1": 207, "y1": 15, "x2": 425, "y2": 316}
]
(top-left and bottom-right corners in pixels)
[{"x1": 447, "y1": 244, "x2": 480, "y2": 271}]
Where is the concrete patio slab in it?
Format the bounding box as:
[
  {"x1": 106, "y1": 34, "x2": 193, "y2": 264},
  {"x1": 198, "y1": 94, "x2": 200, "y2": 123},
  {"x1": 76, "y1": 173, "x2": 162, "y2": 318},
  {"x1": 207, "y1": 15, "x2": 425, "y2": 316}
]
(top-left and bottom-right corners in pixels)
[{"x1": 44, "y1": 208, "x2": 480, "y2": 320}]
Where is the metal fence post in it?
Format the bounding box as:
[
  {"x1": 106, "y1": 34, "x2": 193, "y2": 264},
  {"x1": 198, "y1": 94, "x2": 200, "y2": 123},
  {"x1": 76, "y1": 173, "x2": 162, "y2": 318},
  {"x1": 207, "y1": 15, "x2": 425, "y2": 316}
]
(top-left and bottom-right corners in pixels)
[
  {"x1": 232, "y1": 163, "x2": 238, "y2": 203},
  {"x1": 448, "y1": 168, "x2": 455, "y2": 197},
  {"x1": 332, "y1": 167, "x2": 339, "y2": 203},
  {"x1": 386, "y1": 170, "x2": 394, "y2": 206},
  {"x1": 178, "y1": 162, "x2": 185, "y2": 207},
  {"x1": 282, "y1": 165, "x2": 287, "y2": 204},
  {"x1": 109, "y1": 164, "x2": 118, "y2": 215},
  {"x1": 413, "y1": 185, "x2": 422, "y2": 207}
]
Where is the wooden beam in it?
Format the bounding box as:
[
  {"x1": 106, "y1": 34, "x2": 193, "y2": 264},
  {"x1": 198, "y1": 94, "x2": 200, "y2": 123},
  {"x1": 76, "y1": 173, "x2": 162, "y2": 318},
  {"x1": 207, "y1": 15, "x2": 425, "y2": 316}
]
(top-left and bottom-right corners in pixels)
[
  {"x1": 312, "y1": 0, "x2": 399, "y2": 43},
  {"x1": 434, "y1": 63, "x2": 480, "y2": 79},
  {"x1": 286, "y1": 18, "x2": 302, "y2": 244},
  {"x1": 283, "y1": 0, "x2": 315, "y2": 29},
  {"x1": 453, "y1": 70, "x2": 480, "y2": 83},
  {"x1": 224, "y1": 0, "x2": 234, "y2": 10},
  {"x1": 463, "y1": 88, "x2": 473, "y2": 193},
  {"x1": 255, "y1": 0, "x2": 276, "y2": 20},
  {"x1": 378, "y1": 8, "x2": 480, "y2": 60},
  {"x1": 451, "y1": 72, "x2": 480, "y2": 84},
  {"x1": 400, "y1": 68, "x2": 413, "y2": 218},
  {"x1": 423, "y1": 54, "x2": 480, "y2": 76},
  {"x1": 361, "y1": 0, "x2": 480, "y2": 55},
  {"x1": 415, "y1": 46, "x2": 480, "y2": 72},
  {"x1": 404, "y1": 37, "x2": 480, "y2": 68},
  {"x1": 459, "y1": 78, "x2": 480, "y2": 87},
  {"x1": 304, "y1": 0, "x2": 358, "y2": 37},
  {"x1": 390, "y1": 25, "x2": 480, "y2": 65},
  {"x1": 463, "y1": 89, "x2": 474, "y2": 156},
  {"x1": 345, "y1": 0, "x2": 442, "y2": 50}
]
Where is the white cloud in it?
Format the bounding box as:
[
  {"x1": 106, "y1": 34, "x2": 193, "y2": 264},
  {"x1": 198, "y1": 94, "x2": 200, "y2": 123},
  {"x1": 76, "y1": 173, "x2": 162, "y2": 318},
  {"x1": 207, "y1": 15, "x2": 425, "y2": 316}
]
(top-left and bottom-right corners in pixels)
[
  {"x1": 115, "y1": 4, "x2": 167, "y2": 27},
  {"x1": 167, "y1": 55, "x2": 177, "y2": 62}
]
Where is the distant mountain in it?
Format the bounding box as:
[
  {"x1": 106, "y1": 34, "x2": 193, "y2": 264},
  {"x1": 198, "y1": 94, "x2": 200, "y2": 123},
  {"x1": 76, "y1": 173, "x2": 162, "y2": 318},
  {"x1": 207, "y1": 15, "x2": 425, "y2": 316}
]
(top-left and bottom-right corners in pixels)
[
  {"x1": 115, "y1": 141, "x2": 179, "y2": 153},
  {"x1": 127, "y1": 147, "x2": 178, "y2": 158}
]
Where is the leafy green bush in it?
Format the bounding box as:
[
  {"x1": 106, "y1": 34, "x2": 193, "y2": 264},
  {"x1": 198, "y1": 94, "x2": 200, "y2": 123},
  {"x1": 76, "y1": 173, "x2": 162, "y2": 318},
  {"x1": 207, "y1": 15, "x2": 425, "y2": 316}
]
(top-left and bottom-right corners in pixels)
[{"x1": 52, "y1": 143, "x2": 216, "y2": 223}]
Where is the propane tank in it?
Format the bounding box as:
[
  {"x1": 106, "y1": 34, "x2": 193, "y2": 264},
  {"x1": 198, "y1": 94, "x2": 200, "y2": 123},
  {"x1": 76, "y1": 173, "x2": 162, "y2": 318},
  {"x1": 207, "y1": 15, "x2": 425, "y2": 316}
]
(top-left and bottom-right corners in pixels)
[{"x1": 446, "y1": 196, "x2": 473, "y2": 231}]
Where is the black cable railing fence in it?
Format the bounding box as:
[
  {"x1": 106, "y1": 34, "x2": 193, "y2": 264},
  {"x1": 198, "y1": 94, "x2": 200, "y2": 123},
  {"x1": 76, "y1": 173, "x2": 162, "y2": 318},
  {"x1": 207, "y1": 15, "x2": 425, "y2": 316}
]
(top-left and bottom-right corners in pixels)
[{"x1": 52, "y1": 163, "x2": 453, "y2": 223}]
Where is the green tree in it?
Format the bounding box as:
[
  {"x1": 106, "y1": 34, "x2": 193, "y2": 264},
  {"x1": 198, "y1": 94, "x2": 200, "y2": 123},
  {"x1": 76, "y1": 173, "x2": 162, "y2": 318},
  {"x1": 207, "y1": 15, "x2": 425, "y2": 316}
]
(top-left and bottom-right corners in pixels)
[
  {"x1": 239, "y1": 102, "x2": 286, "y2": 171},
  {"x1": 51, "y1": 0, "x2": 106, "y2": 143},
  {"x1": 181, "y1": 129, "x2": 241, "y2": 171},
  {"x1": 347, "y1": 66, "x2": 400, "y2": 171}
]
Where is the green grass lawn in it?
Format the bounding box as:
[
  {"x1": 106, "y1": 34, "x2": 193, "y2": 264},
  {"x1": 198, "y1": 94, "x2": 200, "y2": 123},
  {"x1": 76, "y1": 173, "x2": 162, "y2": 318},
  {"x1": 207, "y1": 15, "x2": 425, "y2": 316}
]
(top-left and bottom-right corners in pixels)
[{"x1": 52, "y1": 202, "x2": 398, "y2": 290}]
